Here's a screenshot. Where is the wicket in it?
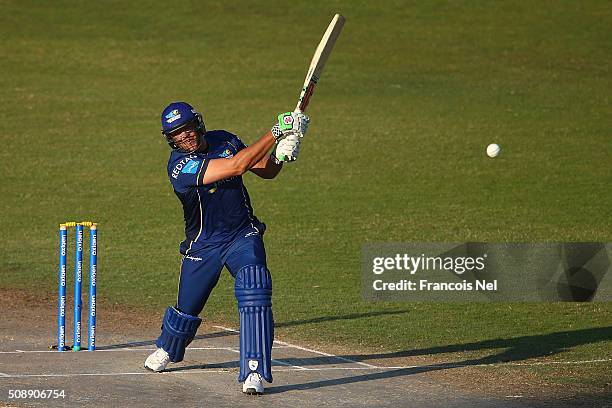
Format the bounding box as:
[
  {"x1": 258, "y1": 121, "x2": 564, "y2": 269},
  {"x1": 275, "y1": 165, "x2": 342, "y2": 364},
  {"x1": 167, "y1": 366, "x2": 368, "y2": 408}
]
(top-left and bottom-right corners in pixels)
[{"x1": 57, "y1": 221, "x2": 97, "y2": 352}]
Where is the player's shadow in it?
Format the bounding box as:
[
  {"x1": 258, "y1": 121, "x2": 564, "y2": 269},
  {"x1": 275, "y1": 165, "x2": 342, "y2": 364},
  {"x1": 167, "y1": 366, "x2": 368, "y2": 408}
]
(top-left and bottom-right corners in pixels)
[
  {"x1": 159, "y1": 311, "x2": 411, "y2": 372},
  {"x1": 97, "y1": 310, "x2": 408, "y2": 350},
  {"x1": 164, "y1": 361, "x2": 239, "y2": 372},
  {"x1": 275, "y1": 310, "x2": 410, "y2": 328},
  {"x1": 96, "y1": 330, "x2": 233, "y2": 350},
  {"x1": 266, "y1": 326, "x2": 612, "y2": 394}
]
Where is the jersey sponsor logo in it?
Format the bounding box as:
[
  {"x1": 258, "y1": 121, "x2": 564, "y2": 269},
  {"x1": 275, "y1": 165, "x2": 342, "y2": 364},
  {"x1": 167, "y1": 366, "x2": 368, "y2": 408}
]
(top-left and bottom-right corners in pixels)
[
  {"x1": 181, "y1": 160, "x2": 200, "y2": 174},
  {"x1": 172, "y1": 155, "x2": 199, "y2": 179},
  {"x1": 165, "y1": 109, "x2": 181, "y2": 124}
]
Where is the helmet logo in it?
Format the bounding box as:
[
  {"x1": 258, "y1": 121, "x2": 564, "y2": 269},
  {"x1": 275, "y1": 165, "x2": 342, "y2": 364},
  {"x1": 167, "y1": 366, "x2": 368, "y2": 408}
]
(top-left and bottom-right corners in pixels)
[
  {"x1": 165, "y1": 109, "x2": 182, "y2": 124},
  {"x1": 282, "y1": 115, "x2": 294, "y2": 125}
]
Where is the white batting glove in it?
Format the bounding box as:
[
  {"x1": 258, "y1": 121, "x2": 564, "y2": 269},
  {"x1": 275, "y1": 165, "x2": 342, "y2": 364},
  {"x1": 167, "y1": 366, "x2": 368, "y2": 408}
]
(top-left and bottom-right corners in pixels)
[
  {"x1": 271, "y1": 111, "x2": 310, "y2": 141},
  {"x1": 271, "y1": 133, "x2": 302, "y2": 163}
]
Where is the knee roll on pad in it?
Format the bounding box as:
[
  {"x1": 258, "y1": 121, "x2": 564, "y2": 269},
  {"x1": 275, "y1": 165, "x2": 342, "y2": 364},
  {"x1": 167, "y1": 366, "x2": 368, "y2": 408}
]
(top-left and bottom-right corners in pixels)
[
  {"x1": 235, "y1": 264, "x2": 274, "y2": 383},
  {"x1": 156, "y1": 306, "x2": 202, "y2": 363}
]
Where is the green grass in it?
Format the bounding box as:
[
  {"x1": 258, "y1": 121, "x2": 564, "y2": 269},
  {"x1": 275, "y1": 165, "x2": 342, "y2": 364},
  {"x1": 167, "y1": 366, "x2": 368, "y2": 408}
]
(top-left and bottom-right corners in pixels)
[{"x1": 0, "y1": 0, "x2": 611, "y2": 392}]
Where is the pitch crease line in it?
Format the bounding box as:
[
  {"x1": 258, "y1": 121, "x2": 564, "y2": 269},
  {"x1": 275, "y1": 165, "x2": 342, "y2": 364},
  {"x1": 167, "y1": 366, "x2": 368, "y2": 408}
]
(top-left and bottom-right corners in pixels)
[
  {"x1": 7, "y1": 347, "x2": 238, "y2": 354},
  {"x1": 212, "y1": 325, "x2": 378, "y2": 369},
  {"x1": 0, "y1": 368, "x2": 388, "y2": 379},
  {"x1": 381, "y1": 358, "x2": 612, "y2": 369},
  {"x1": 1, "y1": 359, "x2": 610, "y2": 379},
  {"x1": 223, "y1": 345, "x2": 309, "y2": 370}
]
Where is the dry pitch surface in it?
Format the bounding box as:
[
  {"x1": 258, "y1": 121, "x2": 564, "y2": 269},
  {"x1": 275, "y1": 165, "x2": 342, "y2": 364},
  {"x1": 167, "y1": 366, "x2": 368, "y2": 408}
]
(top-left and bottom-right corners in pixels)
[{"x1": 0, "y1": 289, "x2": 609, "y2": 408}]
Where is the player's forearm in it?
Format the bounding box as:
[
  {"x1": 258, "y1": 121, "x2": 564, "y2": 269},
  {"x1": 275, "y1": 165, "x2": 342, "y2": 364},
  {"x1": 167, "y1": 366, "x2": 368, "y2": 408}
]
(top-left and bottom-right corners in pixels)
[
  {"x1": 251, "y1": 154, "x2": 283, "y2": 179},
  {"x1": 232, "y1": 131, "x2": 276, "y2": 174}
]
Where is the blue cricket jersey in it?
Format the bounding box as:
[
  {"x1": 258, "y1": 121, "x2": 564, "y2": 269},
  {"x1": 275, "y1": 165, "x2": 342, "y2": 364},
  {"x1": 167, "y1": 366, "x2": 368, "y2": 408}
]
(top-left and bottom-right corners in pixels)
[{"x1": 167, "y1": 130, "x2": 264, "y2": 255}]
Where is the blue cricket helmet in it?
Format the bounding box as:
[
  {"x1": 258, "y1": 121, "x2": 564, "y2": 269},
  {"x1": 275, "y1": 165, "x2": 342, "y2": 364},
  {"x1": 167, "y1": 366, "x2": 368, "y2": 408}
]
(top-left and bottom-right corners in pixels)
[{"x1": 160, "y1": 102, "x2": 206, "y2": 150}]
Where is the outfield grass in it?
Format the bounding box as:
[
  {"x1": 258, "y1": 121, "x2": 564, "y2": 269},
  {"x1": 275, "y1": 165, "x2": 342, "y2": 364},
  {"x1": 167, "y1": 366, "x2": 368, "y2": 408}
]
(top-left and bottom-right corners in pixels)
[{"x1": 0, "y1": 0, "x2": 611, "y2": 391}]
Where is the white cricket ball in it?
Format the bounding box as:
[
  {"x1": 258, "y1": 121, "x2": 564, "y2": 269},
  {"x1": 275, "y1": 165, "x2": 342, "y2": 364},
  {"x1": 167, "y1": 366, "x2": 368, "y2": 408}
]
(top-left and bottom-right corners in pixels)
[{"x1": 486, "y1": 143, "x2": 501, "y2": 158}]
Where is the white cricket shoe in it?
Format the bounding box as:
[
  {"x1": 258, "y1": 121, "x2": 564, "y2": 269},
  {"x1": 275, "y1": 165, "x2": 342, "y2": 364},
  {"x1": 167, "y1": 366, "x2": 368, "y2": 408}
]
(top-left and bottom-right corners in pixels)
[
  {"x1": 242, "y1": 373, "x2": 264, "y2": 395},
  {"x1": 144, "y1": 348, "x2": 170, "y2": 372}
]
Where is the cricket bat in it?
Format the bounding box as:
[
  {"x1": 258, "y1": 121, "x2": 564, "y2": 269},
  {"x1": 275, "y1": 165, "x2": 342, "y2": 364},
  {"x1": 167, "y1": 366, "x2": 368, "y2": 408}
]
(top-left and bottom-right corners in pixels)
[{"x1": 295, "y1": 14, "x2": 345, "y2": 113}]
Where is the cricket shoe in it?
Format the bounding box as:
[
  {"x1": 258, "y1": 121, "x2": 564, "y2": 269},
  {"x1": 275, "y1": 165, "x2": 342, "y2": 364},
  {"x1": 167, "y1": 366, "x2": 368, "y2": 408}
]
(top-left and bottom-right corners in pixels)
[
  {"x1": 144, "y1": 347, "x2": 170, "y2": 372},
  {"x1": 242, "y1": 373, "x2": 264, "y2": 395}
]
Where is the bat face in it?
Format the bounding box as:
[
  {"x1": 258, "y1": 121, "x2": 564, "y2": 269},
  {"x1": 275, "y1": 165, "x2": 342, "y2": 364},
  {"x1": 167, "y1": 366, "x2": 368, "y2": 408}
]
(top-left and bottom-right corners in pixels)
[{"x1": 295, "y1": 14, "x2": 345, "y2": 113}]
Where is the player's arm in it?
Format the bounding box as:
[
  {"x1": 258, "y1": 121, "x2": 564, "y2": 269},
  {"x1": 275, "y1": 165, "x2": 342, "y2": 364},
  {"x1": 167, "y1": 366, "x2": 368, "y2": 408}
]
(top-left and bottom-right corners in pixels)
[
  {"x1": 203, "y1": 112, "x2": 309, "y2": 185},
  {"x1": 250, "y1": 130, "x2": 306, "y2": 179},
  {"x1": 250, "y1": 154, "x2": 283, "y2": 179},
  {"x1": 203, "y1": 131, "x2": 276, "y2": 184}
]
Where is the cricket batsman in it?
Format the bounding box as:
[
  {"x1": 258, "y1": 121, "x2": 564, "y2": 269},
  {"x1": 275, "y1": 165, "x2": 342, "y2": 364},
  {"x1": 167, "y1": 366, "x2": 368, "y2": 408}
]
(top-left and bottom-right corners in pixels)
[{"x1": 144, "y1": 101, "x2": 309, "y2": 395}]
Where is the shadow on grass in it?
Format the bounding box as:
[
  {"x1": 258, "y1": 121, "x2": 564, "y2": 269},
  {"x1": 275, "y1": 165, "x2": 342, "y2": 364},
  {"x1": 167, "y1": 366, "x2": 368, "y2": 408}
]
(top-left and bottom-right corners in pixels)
[
  {"x1": 98, "y1": 313, "x2": 611, "y2": 400},
  {"x1": 275, "y1": 310, "x2": 410, "y2": 329},
  {"x1": 267, "y1": 326, "x2": 612, "y2": 394},
  {"x1": 99, "y1": 310, "x2": 409, "y2": 350},
  {"x1": 330, "y1": 326, "x2": 612, "y2": 363}
]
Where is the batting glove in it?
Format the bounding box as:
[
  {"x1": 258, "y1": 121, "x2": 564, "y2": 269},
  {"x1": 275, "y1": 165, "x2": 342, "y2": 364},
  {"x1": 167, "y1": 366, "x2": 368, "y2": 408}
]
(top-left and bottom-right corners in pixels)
[
  {"x1": 271, "y1": 133, "x2": 302, "y2": 163},
  {"x1": 271, "y1": 111, "x2": 310, "y2": 141}
]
